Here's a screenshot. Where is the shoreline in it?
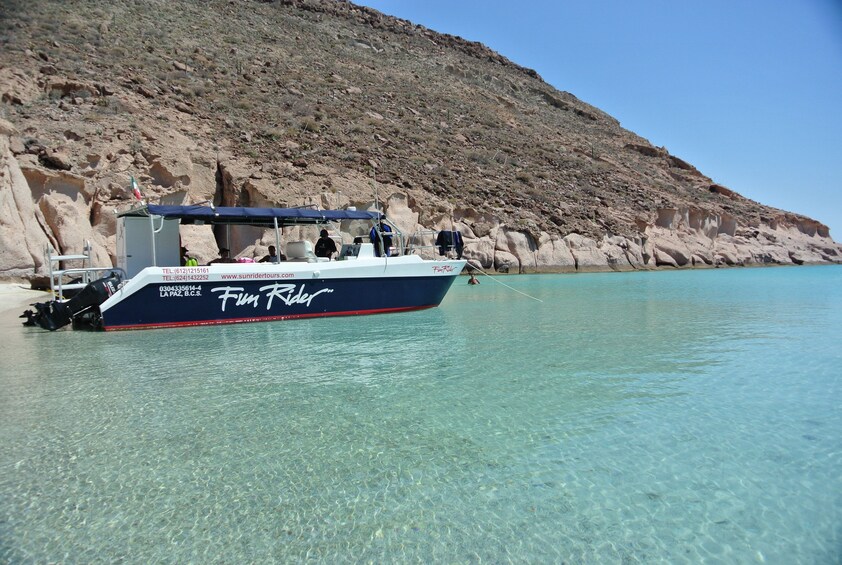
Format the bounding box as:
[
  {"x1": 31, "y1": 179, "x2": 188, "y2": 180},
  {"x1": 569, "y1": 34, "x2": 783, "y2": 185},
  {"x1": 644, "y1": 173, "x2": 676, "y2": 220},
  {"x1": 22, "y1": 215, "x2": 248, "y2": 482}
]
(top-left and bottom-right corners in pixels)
[
  {"x1": 466, "y1": 260, "x2": 837, "y2": 275},
  {"x1": 0, "y1": 284, "x2": 49, "y2": 313},
  {"x1": 3, "y1": 262, "x2": 837, "y2": 311}
]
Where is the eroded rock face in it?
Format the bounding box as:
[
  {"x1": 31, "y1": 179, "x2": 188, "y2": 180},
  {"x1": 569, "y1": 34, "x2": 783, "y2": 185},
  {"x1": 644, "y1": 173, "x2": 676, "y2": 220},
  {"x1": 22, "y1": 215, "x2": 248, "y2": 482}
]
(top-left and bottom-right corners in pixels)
[
  {"x1": 650, "y1": 230, "x2": 693, "y2": 267},
  {"x1": 564, "y1": 233, "x2": 609, "y2": 271},
  {"x1": 496, "y1": 228, "x2": 537, "y2": 272},
  {"x1": 0, "y1": 122, "x2": 52, "y2": 278},
  {"x1": 38, "y1": 192, "x2": 111, "y2": 267},
  {"x1": 1, "y1": 115, "x2": 841, "y2": 281},
  {"x1": 600, "y1": 236, "x2": 637, "y2": 271},
  {"x1": 535, "y1": 234, "x2": 576, "y2": 271},
  {"x1": 641, "y1": 207, "x2": 841, "y2": 270}
]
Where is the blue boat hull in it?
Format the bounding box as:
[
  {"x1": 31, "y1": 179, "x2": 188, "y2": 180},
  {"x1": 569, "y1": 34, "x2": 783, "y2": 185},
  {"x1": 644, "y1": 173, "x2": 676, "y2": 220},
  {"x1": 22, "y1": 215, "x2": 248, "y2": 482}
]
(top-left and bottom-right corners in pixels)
[{"x1": 100, "y1": 275, "x2": 458, "y2": 330}]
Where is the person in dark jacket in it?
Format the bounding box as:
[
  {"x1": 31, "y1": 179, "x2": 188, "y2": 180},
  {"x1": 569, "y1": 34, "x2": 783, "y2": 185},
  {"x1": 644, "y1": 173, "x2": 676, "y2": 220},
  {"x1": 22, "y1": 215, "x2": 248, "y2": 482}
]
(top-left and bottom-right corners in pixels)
[
  {"x1": 369, "y1": 220, "x2": 393, "y2": 257},
  {"x1": 436, "y1": 230, "x2": 464, "y2": 258},
  {"x1": 314, "y1": 230, "x2": 337, "y2": 259}
]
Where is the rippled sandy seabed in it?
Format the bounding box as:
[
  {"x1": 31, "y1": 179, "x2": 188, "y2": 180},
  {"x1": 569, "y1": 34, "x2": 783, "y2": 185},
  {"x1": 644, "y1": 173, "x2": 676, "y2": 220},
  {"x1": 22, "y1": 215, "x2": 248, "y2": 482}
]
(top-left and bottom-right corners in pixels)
[{"x1": 1, "y1": 268, "x2": 840, "y2": 563}]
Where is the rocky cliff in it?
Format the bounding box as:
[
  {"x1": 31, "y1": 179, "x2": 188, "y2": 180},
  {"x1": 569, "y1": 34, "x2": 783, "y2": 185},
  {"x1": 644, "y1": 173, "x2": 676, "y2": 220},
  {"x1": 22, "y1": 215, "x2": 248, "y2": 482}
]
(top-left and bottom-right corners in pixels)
[{"x1": 0, "y1": 0, "x2": 839, "y2": 281}]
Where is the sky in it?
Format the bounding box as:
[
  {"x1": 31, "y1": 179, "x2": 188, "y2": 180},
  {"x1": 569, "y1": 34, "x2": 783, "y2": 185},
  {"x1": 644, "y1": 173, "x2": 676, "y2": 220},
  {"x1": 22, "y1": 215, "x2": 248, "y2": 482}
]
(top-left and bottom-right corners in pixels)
[{"x1": 357, "y1": 0, "x2": 842, "y2": 240}]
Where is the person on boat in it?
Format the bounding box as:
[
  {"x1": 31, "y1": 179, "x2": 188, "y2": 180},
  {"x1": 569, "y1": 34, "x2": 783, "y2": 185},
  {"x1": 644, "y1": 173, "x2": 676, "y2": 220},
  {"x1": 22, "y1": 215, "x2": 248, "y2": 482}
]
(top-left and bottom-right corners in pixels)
[
  {"x1": 181, "y1": 246, "x2": 199, "y2": 267},
  {"x1": 209, "y1": 248, "x2": 237, "y2": 264},
  {"x1": 468, "y1": 273, "x2": 480, "y2": 285},
  {"x1": 314, "y1": 229, "x2": 337, "y2": 259},
  {"x1": 369, "y1": 219, "x2": 393, "y2": 257},
  {"x1": 259, "y1": 245, "x2": 285, "y2": 263},
  {"x1": 436, "y1": 230, "x2": 464, "y2": 258}
]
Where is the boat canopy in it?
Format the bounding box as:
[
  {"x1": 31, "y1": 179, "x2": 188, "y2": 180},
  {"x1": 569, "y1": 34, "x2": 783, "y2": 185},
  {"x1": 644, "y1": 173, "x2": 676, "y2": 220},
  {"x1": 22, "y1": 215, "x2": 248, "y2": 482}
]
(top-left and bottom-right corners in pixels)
[{"x1": 118, "y1": 204, "x2": 382, "y2": 227}]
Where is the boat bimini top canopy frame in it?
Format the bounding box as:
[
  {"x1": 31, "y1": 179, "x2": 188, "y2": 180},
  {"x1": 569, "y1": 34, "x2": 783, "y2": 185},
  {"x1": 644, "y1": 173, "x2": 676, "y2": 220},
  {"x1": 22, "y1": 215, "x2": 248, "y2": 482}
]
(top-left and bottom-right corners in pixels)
[
  {"x1": 117, "y1": 204, "x2": 389, "y2": 268},
  {"x1": 118, "y1": 204, "x2": 383, "y2": 227}
]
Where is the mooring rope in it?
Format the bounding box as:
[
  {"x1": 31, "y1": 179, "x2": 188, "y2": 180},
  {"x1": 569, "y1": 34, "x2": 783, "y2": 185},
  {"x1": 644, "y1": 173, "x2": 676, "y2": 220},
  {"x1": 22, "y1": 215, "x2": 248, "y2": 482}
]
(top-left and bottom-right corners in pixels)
[{"x1": 466, "y1": 261, "x2": 544, "y2": 303}]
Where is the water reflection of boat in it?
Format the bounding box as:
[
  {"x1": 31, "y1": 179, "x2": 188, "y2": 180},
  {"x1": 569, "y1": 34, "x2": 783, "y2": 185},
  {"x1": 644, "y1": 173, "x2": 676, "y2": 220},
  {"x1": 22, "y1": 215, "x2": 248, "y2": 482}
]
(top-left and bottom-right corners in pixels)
[{"x1": 22, "y1": 204, "x2": 466, "y2": 331}]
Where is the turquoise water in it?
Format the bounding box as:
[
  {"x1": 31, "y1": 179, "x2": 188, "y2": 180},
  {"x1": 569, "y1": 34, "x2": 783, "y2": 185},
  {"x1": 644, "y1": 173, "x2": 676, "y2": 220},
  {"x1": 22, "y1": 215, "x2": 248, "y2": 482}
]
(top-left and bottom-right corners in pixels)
[{"x1": 1, "y1": 266, "x2": 840, "y2": 563}]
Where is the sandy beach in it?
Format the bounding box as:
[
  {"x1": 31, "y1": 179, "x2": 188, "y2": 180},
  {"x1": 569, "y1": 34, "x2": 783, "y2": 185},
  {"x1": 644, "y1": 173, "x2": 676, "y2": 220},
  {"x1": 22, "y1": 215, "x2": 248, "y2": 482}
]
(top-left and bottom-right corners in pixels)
[
  {"x1": 0, "y1": 283, "x2": 49, "y2": 323},
  {"x1": 0, "y1": 283, "x2": 45, "y2": 305}
]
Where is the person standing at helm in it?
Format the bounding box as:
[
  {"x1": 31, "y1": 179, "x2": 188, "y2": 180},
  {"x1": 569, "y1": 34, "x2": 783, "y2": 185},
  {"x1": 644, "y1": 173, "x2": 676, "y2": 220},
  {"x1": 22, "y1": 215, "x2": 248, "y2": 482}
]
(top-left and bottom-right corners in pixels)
[
  {"x1": 314, "y1": 229, "x2": 337, "y2": 259},
  {"x1": 369, "y1": 219, "x2": 393, "y2": 257}
]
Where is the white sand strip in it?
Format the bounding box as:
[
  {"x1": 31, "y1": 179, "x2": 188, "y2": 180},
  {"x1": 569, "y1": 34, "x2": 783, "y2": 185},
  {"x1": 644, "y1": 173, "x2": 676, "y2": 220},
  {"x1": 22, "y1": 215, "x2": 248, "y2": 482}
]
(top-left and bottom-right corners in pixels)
[{"x1": 0, "y1": 283, "x2": 49, "y2": 313}]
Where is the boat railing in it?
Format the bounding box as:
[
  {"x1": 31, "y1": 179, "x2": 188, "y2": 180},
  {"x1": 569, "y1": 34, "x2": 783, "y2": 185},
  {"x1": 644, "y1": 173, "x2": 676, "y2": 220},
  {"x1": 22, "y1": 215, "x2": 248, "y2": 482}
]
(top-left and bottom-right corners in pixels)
[
  {"x1": 367, "y1": 226, "x2": 442, "y2": 258},
  {"x1": 345, "y1": 225, "x2": 462, "y2": 259},
  {"x1": 404, "y1": 229, "x2": 464, "y2": 259},
  {"x1": 46, "y1": 242, "x2": 125, "y2": 300},
  {"x1": 51, "y1": 267, "x2": 127, "y2": 301}
]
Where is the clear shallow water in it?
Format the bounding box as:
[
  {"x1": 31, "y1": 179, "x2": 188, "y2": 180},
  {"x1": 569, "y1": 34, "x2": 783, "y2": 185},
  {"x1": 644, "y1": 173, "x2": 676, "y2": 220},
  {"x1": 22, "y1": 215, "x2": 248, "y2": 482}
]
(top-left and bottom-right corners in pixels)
[{"x1": 1, "y1": 266, "x2": 840, "y2": 563}]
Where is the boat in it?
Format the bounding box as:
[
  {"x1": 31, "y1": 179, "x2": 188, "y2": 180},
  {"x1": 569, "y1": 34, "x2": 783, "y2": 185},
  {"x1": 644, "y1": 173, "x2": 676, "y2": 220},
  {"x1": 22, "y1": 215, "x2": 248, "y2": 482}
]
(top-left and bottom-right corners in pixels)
[{"x1": 22, "y1": 204, "x2": 467, "y2": 331}]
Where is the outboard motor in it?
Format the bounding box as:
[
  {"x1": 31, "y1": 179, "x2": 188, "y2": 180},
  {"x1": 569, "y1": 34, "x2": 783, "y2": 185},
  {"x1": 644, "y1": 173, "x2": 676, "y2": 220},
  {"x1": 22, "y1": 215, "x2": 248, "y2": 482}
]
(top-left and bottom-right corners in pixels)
[{"x1": 22, "y1": 272, "x2": 123, "y2": 331}]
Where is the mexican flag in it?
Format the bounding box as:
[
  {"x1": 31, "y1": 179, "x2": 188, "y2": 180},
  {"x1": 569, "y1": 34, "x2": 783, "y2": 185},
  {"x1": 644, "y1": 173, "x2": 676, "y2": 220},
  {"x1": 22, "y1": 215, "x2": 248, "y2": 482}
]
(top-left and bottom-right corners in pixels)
[{"x1": 130, "y1": 176, "x2": 143, "y2": 200}]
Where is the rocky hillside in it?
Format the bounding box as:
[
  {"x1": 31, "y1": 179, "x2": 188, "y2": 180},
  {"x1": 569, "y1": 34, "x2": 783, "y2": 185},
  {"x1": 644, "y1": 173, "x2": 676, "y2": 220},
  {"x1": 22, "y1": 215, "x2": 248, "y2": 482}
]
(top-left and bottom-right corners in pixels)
[{"x1": 0, "y1": 0, "x2": 839, "y2": 280}]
